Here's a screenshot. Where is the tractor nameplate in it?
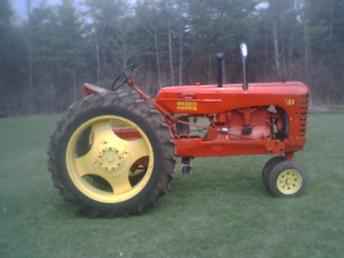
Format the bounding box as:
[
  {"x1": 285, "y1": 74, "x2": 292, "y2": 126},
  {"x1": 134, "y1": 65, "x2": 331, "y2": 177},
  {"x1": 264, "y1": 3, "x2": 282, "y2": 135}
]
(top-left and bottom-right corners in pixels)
[{"x1": 176, "y1": 101, "x2": 198, "y2": 111}]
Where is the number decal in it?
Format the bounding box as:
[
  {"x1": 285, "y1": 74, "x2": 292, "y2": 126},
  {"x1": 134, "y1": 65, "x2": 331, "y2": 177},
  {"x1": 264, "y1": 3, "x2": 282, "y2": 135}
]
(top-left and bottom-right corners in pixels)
[{"x1": 286, "y1": 98, "x2": 296, "y2": 106}]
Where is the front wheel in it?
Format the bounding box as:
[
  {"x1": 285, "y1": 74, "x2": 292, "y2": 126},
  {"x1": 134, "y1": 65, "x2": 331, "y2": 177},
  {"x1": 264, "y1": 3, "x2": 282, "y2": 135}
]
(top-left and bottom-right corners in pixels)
[
  {"x1": 263, "y1": 160, "x2": 305, "y2": 197},
  {"x1": 48, "y1": 92, "x2": 175, "y2": 216}
]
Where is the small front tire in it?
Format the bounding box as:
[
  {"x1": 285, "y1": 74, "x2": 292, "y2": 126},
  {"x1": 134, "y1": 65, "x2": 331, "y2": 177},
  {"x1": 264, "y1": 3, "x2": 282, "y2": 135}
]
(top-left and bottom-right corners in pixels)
[{"x1": 264, "y1": 160, "x2": 305, "y2": 197}]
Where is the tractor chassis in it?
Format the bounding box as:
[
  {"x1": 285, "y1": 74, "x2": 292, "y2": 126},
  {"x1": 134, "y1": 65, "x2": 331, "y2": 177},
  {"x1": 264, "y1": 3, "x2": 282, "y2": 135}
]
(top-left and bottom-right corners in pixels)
[{"x1": 83, "y1": 82, "x2": 302, "y2": 160}]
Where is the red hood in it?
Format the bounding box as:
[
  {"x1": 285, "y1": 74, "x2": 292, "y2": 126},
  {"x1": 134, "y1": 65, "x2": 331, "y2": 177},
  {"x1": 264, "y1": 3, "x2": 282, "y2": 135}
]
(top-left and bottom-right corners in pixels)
[
  {"x1": 155, "y1": 81, "x2": 309, "y2": 114},
  {"x1": 159, "y1": 81, "x2": 309, "y2": 96}
]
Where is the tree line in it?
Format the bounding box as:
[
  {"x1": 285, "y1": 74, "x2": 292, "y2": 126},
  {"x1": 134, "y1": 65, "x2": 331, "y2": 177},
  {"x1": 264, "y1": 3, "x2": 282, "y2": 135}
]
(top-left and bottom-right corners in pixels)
[{"x1": 1, "y1": 0, "x2": 344, "y2": 115}]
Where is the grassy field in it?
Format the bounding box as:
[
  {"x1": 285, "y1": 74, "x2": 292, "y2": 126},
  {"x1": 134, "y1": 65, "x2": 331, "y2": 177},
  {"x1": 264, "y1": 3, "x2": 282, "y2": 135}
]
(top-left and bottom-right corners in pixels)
[{"x1": 1, "y1": 113, "x2": 344, "y2": 258}]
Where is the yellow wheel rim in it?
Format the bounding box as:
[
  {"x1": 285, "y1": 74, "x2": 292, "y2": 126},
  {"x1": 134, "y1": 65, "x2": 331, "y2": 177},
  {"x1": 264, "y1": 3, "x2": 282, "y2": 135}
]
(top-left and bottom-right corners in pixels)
[
  {"x1": 65, "y1": 115, "x2": 154, "y2": 204},
  {"x1": 276, "y1": 169, "x2": 303, "y2": 195}
]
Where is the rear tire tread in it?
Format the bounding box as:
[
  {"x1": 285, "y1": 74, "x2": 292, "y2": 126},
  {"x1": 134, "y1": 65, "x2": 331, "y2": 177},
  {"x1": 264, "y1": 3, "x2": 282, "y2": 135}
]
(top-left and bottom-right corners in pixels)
[{"x1": 48, "y1": 89, "x2": 175, "y2": 216}]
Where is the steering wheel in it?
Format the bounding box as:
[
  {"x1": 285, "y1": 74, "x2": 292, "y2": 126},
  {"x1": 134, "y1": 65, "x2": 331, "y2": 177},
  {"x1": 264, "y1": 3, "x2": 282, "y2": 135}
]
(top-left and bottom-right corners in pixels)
[
  {"x1": 111, "y1": 64, "x2": 137, "y2": 91},
  {"x1": 111, "y1": 72, "x2": 128, "y2": 91}
]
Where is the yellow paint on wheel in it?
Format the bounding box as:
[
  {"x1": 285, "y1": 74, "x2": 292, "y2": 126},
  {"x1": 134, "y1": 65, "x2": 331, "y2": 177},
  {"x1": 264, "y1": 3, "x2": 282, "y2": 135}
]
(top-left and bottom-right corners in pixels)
[
  {"x1": 276, "y1": 169, "x2": 303, "y2": 195},
  {"x1": 65, "y1": 115, "x2": 154, "y2": 203}
]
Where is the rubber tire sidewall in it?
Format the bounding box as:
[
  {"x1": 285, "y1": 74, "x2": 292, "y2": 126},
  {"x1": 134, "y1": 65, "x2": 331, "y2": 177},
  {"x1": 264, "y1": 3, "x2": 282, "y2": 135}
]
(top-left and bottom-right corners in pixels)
[{"x1": 262, "y1": 156, "x2": 286, "y2": 192}]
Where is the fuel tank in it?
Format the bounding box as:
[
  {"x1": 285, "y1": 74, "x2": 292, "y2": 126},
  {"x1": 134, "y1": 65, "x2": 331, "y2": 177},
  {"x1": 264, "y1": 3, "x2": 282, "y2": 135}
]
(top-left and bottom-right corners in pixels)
[{"x1": 155, "y1": 81, "x2": 309, "y2": 114}]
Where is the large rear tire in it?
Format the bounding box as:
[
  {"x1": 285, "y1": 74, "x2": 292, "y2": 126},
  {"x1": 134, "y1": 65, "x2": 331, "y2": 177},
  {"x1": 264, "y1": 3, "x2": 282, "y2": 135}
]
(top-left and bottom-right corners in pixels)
[{"x1": 48, "y1": 91, "x2": 176, "y2": 216}]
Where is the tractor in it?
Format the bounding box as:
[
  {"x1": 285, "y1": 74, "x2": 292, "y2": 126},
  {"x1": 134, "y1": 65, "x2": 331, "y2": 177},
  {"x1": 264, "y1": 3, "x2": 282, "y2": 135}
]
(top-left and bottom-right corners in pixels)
[{"x1": 48, "y1": 43, "x2": 309, "y2": 216}]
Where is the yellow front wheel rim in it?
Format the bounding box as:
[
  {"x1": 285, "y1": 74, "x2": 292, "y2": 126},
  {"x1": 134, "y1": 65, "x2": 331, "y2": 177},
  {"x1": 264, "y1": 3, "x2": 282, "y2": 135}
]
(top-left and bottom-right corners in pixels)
[
  {"x1": 65, "y1": 115, "x2": 154, "y2": 204},
  {"x1": 276, "y1": 169, "x2": 303, "y2": 195}
]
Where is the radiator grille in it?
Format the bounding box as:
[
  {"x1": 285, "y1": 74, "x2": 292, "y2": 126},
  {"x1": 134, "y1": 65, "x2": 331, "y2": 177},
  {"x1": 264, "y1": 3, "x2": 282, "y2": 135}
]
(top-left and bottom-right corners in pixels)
[{"x1": 298, "y1": 94, "x2": 309, "y2": 137}]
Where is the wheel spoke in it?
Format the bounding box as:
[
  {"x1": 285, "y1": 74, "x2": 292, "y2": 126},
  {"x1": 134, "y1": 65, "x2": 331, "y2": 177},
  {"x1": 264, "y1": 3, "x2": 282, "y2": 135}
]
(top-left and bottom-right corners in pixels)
[
  {"x1": 126, "y1": 139, "x2": 150, "y2": 164},
  {"x1": 91, "y1": 164, "x2": 133, "y2": 194},
  {"x1": 91, "y1": 121, "x2": 128, "y2": 150},
  {"x1": 75, "y1": 151, "x2": 96, "y2": 177},
  {"x1": 110, "y1": 172, "x2": 133, "y2": 194}
]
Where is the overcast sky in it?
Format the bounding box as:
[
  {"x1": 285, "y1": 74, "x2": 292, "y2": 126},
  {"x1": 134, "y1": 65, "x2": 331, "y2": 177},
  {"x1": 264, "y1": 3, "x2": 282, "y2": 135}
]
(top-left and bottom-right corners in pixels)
[
  {"x1": 13, "y1": 0, "x2": 61, "y2": 17},
  {"x1": 13, "y1": 0, "x2": 269, "y2": 17}
]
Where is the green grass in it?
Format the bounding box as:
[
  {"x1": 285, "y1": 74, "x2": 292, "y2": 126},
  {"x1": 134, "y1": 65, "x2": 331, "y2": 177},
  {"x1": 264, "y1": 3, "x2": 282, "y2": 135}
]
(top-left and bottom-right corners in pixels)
[{"x1": 1, "y1": 113, "x2": 344, "y2": 258}]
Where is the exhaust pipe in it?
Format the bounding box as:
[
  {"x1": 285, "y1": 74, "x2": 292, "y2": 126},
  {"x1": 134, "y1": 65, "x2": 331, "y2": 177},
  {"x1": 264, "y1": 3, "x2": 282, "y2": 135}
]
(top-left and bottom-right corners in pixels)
[
  {"x1": 216, "y1": 53, "x2": 224, "y2": 88},
  {"x1": 240, "y1": 43, "x2": 249, "y2": 90}
]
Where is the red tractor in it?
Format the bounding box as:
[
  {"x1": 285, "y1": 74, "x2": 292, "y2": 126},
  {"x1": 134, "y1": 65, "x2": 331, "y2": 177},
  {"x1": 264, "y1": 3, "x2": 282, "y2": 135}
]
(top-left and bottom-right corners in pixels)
[{"x1": 48, "y1": 44, "x2": 309, "y2": 216}]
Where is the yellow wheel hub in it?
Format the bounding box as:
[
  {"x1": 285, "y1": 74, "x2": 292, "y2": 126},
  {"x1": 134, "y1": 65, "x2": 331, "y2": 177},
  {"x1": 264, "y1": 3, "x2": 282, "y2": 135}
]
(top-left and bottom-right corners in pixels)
[
  {"x1": 65, "y1": 115, "x2": 154, "y2": 204},
  {"x1": 276, "y1": 169, "x2": 303, "y2": 195},
  {"x1": 95, "y1": 145, "x2": 127, "y2": 173}
]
